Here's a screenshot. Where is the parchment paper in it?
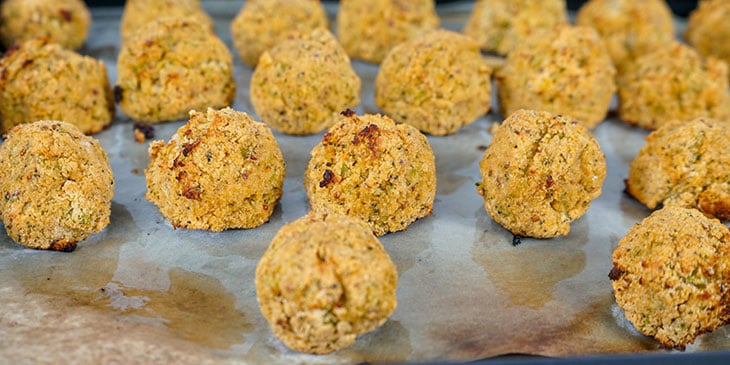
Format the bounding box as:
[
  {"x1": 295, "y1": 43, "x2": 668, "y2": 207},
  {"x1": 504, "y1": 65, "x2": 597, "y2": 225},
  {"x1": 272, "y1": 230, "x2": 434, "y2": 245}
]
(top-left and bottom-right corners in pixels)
[{"x1": 1, "y1": 1, "x2": 729, "y2": 364}]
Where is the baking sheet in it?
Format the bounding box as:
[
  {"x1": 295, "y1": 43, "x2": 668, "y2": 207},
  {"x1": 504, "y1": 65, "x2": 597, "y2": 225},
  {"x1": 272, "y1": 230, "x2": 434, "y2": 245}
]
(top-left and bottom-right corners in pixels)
[{"x1": 1, "y1": 1, "x2": 729, "y2": 363}]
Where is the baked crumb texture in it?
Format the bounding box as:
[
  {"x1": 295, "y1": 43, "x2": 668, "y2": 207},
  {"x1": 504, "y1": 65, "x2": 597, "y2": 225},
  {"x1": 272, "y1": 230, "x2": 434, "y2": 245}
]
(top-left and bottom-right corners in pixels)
[
  {"x1": 250, "y1": 28, "x2": 360, "y2": 135},
  {"x1": 0, "y1": 38, "x2": 114, "y2": 135},
  {"x1": 0, "y1": 0, "x2": 90, "y2": 50},
  {"x1": 477, "y1": 109, "x2": 606, "y2": 238},
  {"x1": 685, "y1": 0, "x2": 730, "y2": 80},
  {"x1": 145, "y1": 107, "x2": 285, "y2": 231},
  {"x1": 610, "y1": 206, "x2": 730, "y2": 350},
  {"x1": 375, "y1": 29, "x2": 492, "y2": 136},
  {"x1": 256, "y1": 211, "x2": 398, "y2": 354},
  {"x1": 119, "y1": 0, "x2": 213, "y2": 45},
  {"x1": 337, "y1": 0, "x2": 439, "y2": 64},
  {"x1": 305, "y1": 111, "x2": 436, "y2": 236},
  {"x1": 0, "y1": 121, "x2": 114, "y2": 251}
]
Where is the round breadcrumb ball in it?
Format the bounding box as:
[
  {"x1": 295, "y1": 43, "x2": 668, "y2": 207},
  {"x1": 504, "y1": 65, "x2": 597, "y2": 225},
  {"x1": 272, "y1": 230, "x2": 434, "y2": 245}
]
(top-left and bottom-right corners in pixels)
[
  {"x1": 119, "y1": 0, "x2": 213, "y2": 45},
  {"x1": 576, "y1": 0, "x2": 675, "y2": 72},
  {"x1": 610, "y1": 206, "x2": 730, "y2": 350},
  {"x1": 617, "y1": 41, "x2": 730, "y2": 130},
  {"x1": 463, "y1": 0, "x2": 566, "y2": 56},
  {"x1": 0, "y1": 121, "x2": 114, "y2": 252},
  {"x1": 255, "y1": 211, "x2": 398, "y2": 354},
  {"x1": 0, "y1": 38, "x2": 115, "y2": 135},
  {"x1": 685, "y1": 0, "x2": 730, "y2": 80},
  {"x1": 477, "y1": 109, "x2": 606, "y2": 238},
  {"x1": 231, "y1": 0, "x2": 328, "y2": 68},
  {"x1": 0, "y1": 0, "x2": 90, "y2": 50},
  {"x1": 626, "y1": 117, "x2": 730, "y2": 221},
  {"x1": 375, "y1": 29, "x2": 492, "y2": 136},
  {"x1": 305, "y1": 111, "x2": 436, "y2": 236},
  {"x1": 495, "y1": 24, "x2": 616, "y2": 129},
  {"x1": 115, "y1": 17, "x2": 235, "y2": 124},
  {"x1": 337, "y1": 0, "x2": 439, "y2": 64},
  {"x1": 250, "y1": 28, "x2": 360, "y2": 135},
  {"x1": 145, "y1": 107, "x2": 285, "y2": 231}
]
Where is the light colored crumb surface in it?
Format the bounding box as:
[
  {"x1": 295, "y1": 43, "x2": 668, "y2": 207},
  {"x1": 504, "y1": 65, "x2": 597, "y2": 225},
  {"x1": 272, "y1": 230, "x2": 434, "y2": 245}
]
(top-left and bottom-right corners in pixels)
[
  {"x1": 119, "y1": 0, "x2": 213, "y2": 45},
  {"x1": 256, "y1": 212, "x2": 398, "y2": 354},
  {"x1": 145, "y1": 107, "x2": 285, "y2": 231},
  {"x1": 0, "y1": 121, "x2": 114, "y2": 251},
  {"x1": 304, "y1": 112, "x2": 436, "y2": 236},
  {"x1": 375, "y1": 29, "x2": 491, "y2": 136},
  {"x1": 0, "y1": 0, "x2": 90, "y2": 50},
  {"x1": 477, "y1": 109, "x2": 606, "y2": 238},
  {"x1": 250, "y1": 28, "x2": 360, "y2": 135},
  {"x1": 495, "y1": 24, "x2": 616, "y2": 129},
  {"x1": 610, "y1": 206, "x2": 730, "y2": 350},
  {"x1": 231, "y1": 0, "x2": 328, "y2": 68},
  {"x1": 685, "y1": 0, "x2": 730, "y2": 79},
  {"x1": 463, "y1": 0, "x2": 566, "y2": 56}
]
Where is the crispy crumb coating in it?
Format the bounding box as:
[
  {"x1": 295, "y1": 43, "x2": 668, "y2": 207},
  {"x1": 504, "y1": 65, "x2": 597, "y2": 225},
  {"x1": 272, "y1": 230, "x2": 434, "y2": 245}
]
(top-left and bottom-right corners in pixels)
[
  {"x1": 116, "y1": 17, "x2": 235, "y2": 124},
  {"x1": 576, "y1": 0, "x2": 675, "y2": 72},
  {"x1": 610, "y1": 206, "x2": 730, "y2": 350},
  {"x1": 0, "y1": 121, "x2": 114, "y2": 251},
  {"x1": 145, "y1": 108, "x2": 285, "y2": 231},
  {"x1": 495, "y1": 24, "x2": 616, "y2": 129},
  {"x1": 463, "y1": 0, "x2": 566, "y2": 56},
  {"x1": 337, "y1": 0, "x2": 439, "y2": 64},
  {"x1": 231, "y1": 0, "x2": 328, "y2": 68},
  {"x1": 685, "y1": 0, "x2": 730, "y2": 80},
  {"x1": 119, "y1": 0, "x2": 213, "y2": 45},
  {"x1": 617, "y1": 41, "x2": 730, "y2": 130},
  {"x1": 0, "y1": 0, "x2": 90, "y2": 50},
  {"x1": 305, "y1": 112, "x2": 436, "y2": 236},
  {"x1": 375, "y1": 29, "x2": 492, "y2": 136},
  {"x1": 250, "y1": 29, "x2": 360, "y2": 135},
  {"x1": 0, "y1": 38, "x2": 114, "y2": 135},
  {"x1": 256, "y1": 212, "x2": 398, "y2": 354},
  {"x1": 626, "y1": 117, "x2": 730, "y2": 221},
  {"x1": 477, "y1": 110, "x2": 606, "y2": 238}
]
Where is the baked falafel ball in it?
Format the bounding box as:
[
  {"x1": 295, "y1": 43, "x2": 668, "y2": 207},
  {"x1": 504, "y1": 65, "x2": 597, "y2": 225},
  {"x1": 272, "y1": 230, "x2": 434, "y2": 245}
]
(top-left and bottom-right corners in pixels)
[
  {"x1": 119, "y1": 0, "x2": 213, "y2": 45},
  {"x1": 495, "y1": 24, "x2": 616, "y2": 129},
  {"x1": 337, "y1": 0, "x2": 439, "y2": 64},
  {"x1": 463, "y1": 0, "x2": 567, "y2": 56},
  {"x1": 617, "y1": 41, "x2": 730, "y2": 130},
  {"x1": 145, "y1": 107, "x2": 285, "y2": 231},
  {"x1": 0, "y1": 121, "x2": 114, "y2": 252},
  {"x1": 0, "y1": 38, "x2": 115, "y2": 135},
  {"x1": 115, "y1": 17, "x2": 235, "y2": 124},
  {"x1": 477, "y1": 109, "x2": 606, "y2": 238},
  {"x1": 0, "y1": 0, "x2": 90, "y2": 50},
  {"x1": 256, "y1": 211, "x2": 398, "y2": 354},
  {"x1": 305, "y1": 111, "x2": 436, "y2": 236},
  {"x1": 685, "y1": 0, "x2": 730, "y2": 79},
  {"x1": 610, "y1": 206, "x2": 730, "y2": 350},
  {"x1": 250, "y1": 28, "x2": 360, "y2": 135},
  {"x1": 231, "y1": 0, "x2": 329, "y2": 68},
  {"x1": 576, "y1": 0, "x2": 675, "y2": 72},
  {"x1": 626, "y1": 117, "x2": 730, "y2": 221},
  {"x1": 375, "y1": 29, "x2": 492, "y2": 136}
]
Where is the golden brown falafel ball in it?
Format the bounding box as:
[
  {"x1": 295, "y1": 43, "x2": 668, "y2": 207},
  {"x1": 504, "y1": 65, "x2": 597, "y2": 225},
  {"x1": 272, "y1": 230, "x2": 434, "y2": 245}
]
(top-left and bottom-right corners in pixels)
[
  {"x1": 617, "y1": 41, "x2": 730, "y2": 130},
  {"x1": 626, "y1": 117, "x2": 730, "y2": 220},
  {"x1": 119, "y1": 0, "x2": 213, "y2": 45},
  {"x1": 375, "y1": 29, "x2": 492, "y2": 136},
  {"x1": 576, "y1": 0, "x2": 675, "y2": 72},
  {"x1": 0, "y1": 121, "x2": 114, "y2": 251},
  {"x1": 305, "y1": 111, "x2": 436, "y2": 236},
  {"x1": 337, "y1": 0, "x2": 439, "y2": 64},
  {"x1": 116, "y1": 17, "x2": 235, "y2": 124},
  {"x1": 145, "y1": 107, "x2": 285, "y2": 231},
  {"x1": 477, "y1": 109, "x2": 606, "y2": 238},
  {"x1": 0, "y1": 38, "x2": 114, "y2": 134},
  {"x1": 685, "y1": 0, "x2": 730, "y2": 79},
  {"x1": 463, "y1": 0, "x2": 567, "y2": 56},
  {"x1": 231, "y1": 0, "x2": 329, "y2": 68},
  {"x1": 0, "y1": 0, "x2": 90, "y2": 50},
  {"x1": 610, "y1": 206, "x2": 730, "y2": 350},
  {"x1": 250, "y1": 28, "x2": 360, "y2": 135},
  {"x1": 256, "y1": 211, "x2": 398, "y2": 354},
  {"x1": 495, "y1": 24, "x2": 616, "y2": 129}
]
